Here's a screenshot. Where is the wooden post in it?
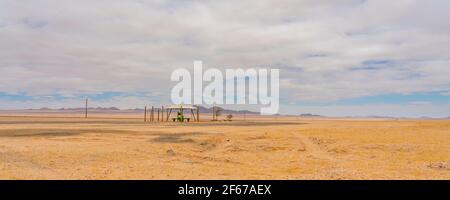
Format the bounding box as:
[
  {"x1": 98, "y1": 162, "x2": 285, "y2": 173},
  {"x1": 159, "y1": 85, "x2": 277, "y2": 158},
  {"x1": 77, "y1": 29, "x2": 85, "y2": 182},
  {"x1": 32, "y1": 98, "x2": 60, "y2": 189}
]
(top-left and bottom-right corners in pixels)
[
  {"x1": 85, "y1": 98, "x2": 88, "y2": 118},
  {"x1": 167, "y1": 108, "x2": 172, "y2": 121},
  {"x1": 197, "y1": 107, "x2": 199, "y2": 122},
  {"x1": 161, "y1": 106, "x2": 164, "y2": 122},
  {"x1": 180, "y1": 105, "x2": 183, "y2": 122},
  {"x1": 157, "y1": 109, "x2": 160, "y2": 121},
  {"x1": 151, "y1": 106, "x2": 154, "y2": 122},
  {"x1": 144, "y1": 106, "x2": 147, "y2": 122},
  {"x1": 191, "y1": 109, "x2": 196, "y2": 122}
]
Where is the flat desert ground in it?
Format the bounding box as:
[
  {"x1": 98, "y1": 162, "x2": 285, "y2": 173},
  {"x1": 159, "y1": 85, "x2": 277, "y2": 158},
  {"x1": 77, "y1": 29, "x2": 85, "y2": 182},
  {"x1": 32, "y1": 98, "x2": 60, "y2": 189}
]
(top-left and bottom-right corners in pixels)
[{"x1": 0, "y1": 112, "x2": 449, "y2": 179}]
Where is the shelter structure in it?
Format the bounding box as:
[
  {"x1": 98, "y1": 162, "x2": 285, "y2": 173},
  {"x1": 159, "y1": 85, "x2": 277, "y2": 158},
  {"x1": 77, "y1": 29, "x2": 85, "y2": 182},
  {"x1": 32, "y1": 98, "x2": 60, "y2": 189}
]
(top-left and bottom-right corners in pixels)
[{"x1": 165, "y1": 104, "x2": 199, "y2": 122}]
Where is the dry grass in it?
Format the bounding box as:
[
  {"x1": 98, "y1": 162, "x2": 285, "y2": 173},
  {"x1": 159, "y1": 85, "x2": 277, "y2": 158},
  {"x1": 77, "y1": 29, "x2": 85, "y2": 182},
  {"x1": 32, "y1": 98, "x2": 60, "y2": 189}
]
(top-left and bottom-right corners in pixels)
[{"x1": 0, "y1": 113, "x2": 449, "y2": 179}]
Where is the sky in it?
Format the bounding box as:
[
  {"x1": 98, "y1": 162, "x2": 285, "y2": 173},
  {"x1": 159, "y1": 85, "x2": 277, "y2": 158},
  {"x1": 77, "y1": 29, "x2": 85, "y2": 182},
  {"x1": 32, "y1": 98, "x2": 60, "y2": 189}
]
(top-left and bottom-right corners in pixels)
[{"x1": 0, "y1": 0, "x2": 450, "y2": 117}]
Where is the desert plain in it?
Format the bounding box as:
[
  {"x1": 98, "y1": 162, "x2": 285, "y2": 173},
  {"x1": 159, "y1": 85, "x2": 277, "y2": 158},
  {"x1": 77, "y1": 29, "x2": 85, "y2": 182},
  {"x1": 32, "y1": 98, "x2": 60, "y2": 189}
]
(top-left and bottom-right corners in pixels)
[{"x1": 0, "y1": 112, "x2": 449, "y2": 180}]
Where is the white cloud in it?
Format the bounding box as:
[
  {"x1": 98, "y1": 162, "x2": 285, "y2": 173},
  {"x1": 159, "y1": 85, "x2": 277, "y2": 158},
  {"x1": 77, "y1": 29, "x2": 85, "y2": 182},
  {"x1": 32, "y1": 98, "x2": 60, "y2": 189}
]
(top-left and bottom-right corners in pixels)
[{"x1": 0, "y1": 0, "x2": 449, "y2": 116}]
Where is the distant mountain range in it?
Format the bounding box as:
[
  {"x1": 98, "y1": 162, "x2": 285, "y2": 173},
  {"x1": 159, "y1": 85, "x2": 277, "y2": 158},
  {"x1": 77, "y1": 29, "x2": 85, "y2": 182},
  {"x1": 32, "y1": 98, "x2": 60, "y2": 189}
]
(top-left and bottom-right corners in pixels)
[
  {"x1": 29, "y1": 106, "x2": 260, "y2": 115},
  {"x1": 298, "y1": 113, "x2": 324, "y2": 117},
  {"x1": 7, "y1": 108, "x2": 449, "y2": 119},
  {"x1": 197, "y1": 106, "x2": 259, "y2": 114},
  {"x1": 34, "y1": 107, "x2": 121, "y2": 111},
  {"x1": 365, "y1": 115, "x2": 398, "y2": 119}
]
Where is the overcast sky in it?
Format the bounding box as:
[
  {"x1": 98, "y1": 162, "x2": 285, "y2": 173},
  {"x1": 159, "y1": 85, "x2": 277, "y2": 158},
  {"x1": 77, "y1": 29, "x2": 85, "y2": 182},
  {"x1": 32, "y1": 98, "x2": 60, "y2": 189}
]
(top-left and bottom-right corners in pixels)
[{"x1": 1, "y1": 0, "x2": 450, "y2": 117}]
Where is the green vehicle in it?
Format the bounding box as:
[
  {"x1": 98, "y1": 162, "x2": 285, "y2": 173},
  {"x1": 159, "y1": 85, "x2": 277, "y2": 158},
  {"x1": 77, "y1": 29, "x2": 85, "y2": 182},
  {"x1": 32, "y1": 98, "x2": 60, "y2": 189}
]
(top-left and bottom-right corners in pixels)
[{"x1": 173, "y1": 111, "x2": 190, "y2": 122}]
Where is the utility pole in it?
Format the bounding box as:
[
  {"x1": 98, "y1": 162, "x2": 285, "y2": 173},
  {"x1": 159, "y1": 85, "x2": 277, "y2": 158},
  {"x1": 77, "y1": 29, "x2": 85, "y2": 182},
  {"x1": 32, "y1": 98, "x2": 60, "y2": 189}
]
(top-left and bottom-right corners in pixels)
[{"x1": 85, "y1": 98, "x2": 88, "y2": 118}]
